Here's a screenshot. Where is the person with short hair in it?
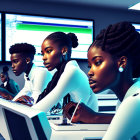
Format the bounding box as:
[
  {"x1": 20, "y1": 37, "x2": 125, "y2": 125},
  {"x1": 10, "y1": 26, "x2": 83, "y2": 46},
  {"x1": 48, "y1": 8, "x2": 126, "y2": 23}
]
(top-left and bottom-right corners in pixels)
[
  {"x1": 9, "y1": 43, "x2": 52, "y2": 105},
  {"x1": 32, "y1": 32, "x2": 98, "y2": 113}
]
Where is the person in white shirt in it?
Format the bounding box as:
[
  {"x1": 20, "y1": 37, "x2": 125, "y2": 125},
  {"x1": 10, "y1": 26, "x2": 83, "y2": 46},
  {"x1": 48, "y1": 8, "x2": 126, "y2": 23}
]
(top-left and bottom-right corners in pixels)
[
  {"x1": 32, "y1": 32, "x2": 98, "y2": 113},
  {"x1": 63, "y1": 21, "x2": 140, "y2": 139},
  {"x1": 9, "y1": 43, "x2": 52, "y2": 105},
  {"x1": 103, "y1": 82, "x2": 140, "y2": 140}
]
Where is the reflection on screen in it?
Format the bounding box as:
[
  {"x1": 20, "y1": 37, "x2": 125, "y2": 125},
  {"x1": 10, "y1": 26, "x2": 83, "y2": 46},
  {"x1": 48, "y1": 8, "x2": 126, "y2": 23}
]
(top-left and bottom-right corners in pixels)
[{"x1": 6, "y1": 14, "x2": 93, "y2": 66}]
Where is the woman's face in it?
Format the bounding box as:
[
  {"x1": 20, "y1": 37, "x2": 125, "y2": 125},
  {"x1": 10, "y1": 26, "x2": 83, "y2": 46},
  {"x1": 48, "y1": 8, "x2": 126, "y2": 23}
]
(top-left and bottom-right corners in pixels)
[
  {"x1": 88, "y1": 46, "x2": 120, "y2": 93},
  {"x1": 0, "y1": 73, "x2": 7, "y2": 83},
  {"x1": 41, "y1": 39, "x2": 63, "y2": 71},
  {"x1": 10, "y1": 53, "x2": 27, "y2": 76}
]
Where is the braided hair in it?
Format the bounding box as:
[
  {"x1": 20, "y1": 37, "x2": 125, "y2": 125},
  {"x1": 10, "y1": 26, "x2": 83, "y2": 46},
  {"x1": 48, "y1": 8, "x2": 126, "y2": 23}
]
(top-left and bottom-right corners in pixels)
[
  {"x1": 9, "y1": 43, "x2": 36, "y2": 60},
  {"x1": 90, "y1": 21, "x2": 140, "y2": 78},
  {"x1": 44, "y1": 32, "x2": 78, "y2": 59}
]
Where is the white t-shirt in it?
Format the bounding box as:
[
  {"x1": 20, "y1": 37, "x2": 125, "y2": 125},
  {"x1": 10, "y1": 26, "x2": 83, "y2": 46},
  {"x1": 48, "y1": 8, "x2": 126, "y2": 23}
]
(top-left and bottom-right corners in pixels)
[
  {"x1": 32, "y1": 60, "x2": 98, "y2": 113},
  {"x1": 13, "y1": 64, "x2": 53, "y2": 104},
  {"x1": 103, "y1": 80, "x2": 140, "y2": 140}
]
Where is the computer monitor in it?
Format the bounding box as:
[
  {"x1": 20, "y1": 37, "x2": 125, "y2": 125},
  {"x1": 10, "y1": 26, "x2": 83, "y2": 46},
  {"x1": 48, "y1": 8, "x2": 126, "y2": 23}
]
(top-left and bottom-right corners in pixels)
[
  {"x1": 5, "y1": 13, "x2": 94, "y2": 66},
  {"x1": 0, "y1": 98, "x2": 52, "y2": 140}
]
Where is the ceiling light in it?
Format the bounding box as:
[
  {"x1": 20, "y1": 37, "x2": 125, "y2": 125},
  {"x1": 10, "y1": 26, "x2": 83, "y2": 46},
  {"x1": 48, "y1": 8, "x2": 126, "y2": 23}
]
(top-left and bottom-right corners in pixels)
[{"x1": 129, "y1": 2, "x2": 140, "y2": 10}]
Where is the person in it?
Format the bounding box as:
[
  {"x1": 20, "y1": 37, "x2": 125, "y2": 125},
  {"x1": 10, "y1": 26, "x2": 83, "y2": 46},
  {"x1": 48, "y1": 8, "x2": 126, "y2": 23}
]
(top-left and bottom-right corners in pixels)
[
  {"x1": 0, "y1": 66, "x2": 20, "y2": 99},
  {"x1": 9, "y1": 43, "x2": 52, "y2": 105},
  {"x1": 103, "y1": 93, "x2": 140, "y2": 140},
  {"x1": 32, "y1": 32, "x2": 98, "y2": 113},
  {"x1": 63, "y1": 21, "x2": 140, "y2": 135}
]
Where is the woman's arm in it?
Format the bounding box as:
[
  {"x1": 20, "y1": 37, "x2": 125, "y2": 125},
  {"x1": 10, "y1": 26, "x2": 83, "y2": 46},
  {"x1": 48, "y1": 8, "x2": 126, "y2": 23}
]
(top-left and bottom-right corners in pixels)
[
  {"x1": 32, "y1": 66, "x2": 82, "y2": 113},
  {"x1": 8, "y1": 79, "x2": 20, "y2": 94},
  {"x1": 103, "y1": 94, "x2": 140, "y2": 140},
  {"x1": 0, "y1": 87, "x2": 14, "y2": 100},
  {"x1": 13, "y1": 68, "x2": 52, "y2": 104},
  {"x1": 63, "y1": 101, "x2": 114, "y2": 124},
  {"x1": 31, "y1": 68, "x2": 52, "y2": 103},
  {"x1": 12, "y1": 80, "x2": 30, "y2": 101}
]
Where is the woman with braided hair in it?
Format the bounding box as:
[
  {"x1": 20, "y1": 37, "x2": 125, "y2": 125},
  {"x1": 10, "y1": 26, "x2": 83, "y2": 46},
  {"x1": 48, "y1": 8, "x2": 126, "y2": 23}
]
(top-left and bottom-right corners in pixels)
[
  {"x1": 63, "y1": 21, "x2": 140, "y2": 139},
  {"x1": 32, "y1": 31, "x2": 98, "y2": 113}
]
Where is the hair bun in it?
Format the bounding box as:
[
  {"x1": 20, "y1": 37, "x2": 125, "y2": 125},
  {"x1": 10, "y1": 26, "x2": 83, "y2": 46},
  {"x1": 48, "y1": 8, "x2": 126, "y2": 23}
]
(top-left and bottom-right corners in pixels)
[
  {"x1": 67, "y1": 33, "x2": 78, "y2": 48},
  {"x1": 3, "y1": 66, "x2": 9, "y2": 73}
]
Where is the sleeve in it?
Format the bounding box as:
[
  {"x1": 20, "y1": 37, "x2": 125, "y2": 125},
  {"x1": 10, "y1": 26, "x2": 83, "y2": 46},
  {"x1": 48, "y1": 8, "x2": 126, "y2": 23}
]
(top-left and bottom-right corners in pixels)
[
  {"x1": 32, "y1": 66, "x2": 82, "y2": 113},
  {"x1": 103, "y1": 94, "x2": 140, "y2": 140},
  {"x1": 9, "y1": 80, "x2": 20, "y2": 95},
  {"x1": 31, "y1": 68, "x2": 52, "y2": 103},
  {"x1": 12, "y1": 80, "x2": 30, "y2": 101},
  {"x1": 13, "y1": 69, "x2": 52, "y2": 103}
]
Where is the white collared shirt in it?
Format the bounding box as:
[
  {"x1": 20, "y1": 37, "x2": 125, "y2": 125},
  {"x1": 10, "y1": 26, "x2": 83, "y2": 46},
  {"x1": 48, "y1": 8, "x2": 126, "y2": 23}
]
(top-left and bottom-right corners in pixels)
[
  {"x1": 3, "y1": 81, "x2": 7, "y2": 87},
  {"x1": 13, "y1": 64, "x2": 53, "y2": 104},
  {"x1": 103, "y1": 80, "x2": 140, "y2": 140},
  {"x1": 32, "y1": 60, "x2": 98, "y2": 113},
  {"x1": 116, "y1": 80, "x2": 140, "y2": 110}
]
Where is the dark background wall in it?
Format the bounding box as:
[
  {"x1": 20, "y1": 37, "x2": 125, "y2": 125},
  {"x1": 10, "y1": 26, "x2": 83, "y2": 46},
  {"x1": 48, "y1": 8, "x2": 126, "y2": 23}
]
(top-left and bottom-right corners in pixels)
[{"x1": 0, "y1": 0, "x2": 140, "y2": 89}]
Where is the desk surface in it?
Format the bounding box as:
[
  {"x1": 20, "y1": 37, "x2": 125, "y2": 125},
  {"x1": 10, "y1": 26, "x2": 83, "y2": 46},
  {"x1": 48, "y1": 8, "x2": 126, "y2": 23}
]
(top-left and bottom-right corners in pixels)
[{"x1": 48, "y1": 115, "x2": 108, "y2": 140}]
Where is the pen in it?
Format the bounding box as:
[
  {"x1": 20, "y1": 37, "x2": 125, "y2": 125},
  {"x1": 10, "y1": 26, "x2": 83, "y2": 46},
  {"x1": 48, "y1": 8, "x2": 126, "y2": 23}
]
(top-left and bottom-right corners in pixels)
[{"x1": 70, "y1": 99, "x2": 81, "y2": 123}]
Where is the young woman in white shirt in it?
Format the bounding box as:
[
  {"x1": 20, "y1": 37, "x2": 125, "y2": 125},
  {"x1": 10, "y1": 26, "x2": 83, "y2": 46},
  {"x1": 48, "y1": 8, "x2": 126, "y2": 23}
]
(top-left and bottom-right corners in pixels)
[
  {"x1": 32, "y1": 32, "x2": 98, "y2": 113},
  {"x1": 63, "y1": 22, "x2": 140, "y2": 140}
]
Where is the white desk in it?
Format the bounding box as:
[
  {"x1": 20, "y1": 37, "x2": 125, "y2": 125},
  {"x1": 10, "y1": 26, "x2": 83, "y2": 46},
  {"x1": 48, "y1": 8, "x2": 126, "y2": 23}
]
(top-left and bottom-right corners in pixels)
[{"x1": 48, "y1": 116, "x2": 109, "y2": 140}]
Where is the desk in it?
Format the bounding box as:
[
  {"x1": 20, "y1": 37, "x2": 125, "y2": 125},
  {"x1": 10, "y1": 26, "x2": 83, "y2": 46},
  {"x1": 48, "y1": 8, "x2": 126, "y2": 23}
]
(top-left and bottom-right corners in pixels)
[{"x1": 48, "y1": 116, "x2": 109, "y2": 140}]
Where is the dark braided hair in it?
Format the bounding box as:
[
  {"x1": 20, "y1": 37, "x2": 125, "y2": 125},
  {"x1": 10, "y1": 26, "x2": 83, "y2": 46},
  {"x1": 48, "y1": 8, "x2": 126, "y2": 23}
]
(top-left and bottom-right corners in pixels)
[
  {"x1": 44, "y1": 32, "x2": 78, "y2": 59},
  {"x1": 9, "y1": 43, "x2": 36, "y2": 60},
  {"x1": 90, "y1": 21, "x2": 140, "y2": 78}
]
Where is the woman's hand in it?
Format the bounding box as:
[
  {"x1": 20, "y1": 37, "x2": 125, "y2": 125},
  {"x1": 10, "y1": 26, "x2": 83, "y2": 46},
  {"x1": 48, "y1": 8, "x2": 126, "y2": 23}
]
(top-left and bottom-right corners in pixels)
[
  {"x1": 15, "y1": 95, "x2": 34, "y2": 107},
  {"x1": 63, "y1": 102, "x2": 97, "y2": 123},
  {"x1": 63, "y1": 101, "x2": 77, "y2": 119},
  {"x1": 72, "y1": 103, "x2": 98, "y2": 123},
  {"x1": 0, "y1": 90, "x2": 13, "y2": 100}
]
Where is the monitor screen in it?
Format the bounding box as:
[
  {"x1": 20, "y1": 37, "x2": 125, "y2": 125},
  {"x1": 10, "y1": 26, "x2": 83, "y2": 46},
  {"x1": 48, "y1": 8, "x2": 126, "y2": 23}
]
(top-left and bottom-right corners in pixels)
[{"x1": 5, "y1": 13, "x2": 94, "y2": 66}]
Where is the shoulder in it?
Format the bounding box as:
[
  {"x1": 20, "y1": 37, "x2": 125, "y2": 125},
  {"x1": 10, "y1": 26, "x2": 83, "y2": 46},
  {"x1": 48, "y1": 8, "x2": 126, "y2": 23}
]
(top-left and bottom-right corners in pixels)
[
  {"x1": 64, "y1": 60, "x2": 80, "y2": 72},
  {"x1": 30, "y1": 66, "x2": 53, "y2": 82},
  {"x1": 32, "y1": 66, "x2": 51, "y2": 75},
  {"x1": 33, "y1": 66, "x2": 48, "y2": 72},
  {"x1": 119, "y1": 93, "x2": 140, "y2": 113},
  {"x1": 8, "y1": 79, "x2": 15, "y2": 83},
  {"x1": 8, "y1": 79, "x2": 18, "y2": 85},
  {"x1": 62, "y1": 60, "x2": 87, "y2": 80}
]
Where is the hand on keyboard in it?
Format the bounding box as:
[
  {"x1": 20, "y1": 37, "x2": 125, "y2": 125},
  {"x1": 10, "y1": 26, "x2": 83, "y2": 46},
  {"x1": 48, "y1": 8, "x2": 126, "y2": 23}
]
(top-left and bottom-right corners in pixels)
[
  {"x1": 0, "y1": 91, "x2": 13, "y2": 100},
  {"x1": 15, "y1": 95, "x2": 34, "y2": 107}
]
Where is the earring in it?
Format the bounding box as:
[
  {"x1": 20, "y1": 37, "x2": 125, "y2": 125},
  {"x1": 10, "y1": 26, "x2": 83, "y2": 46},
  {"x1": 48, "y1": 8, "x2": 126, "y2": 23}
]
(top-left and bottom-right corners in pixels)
[{"x1": 119, "y1": 67, "x2": 124, "y2": 72}]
